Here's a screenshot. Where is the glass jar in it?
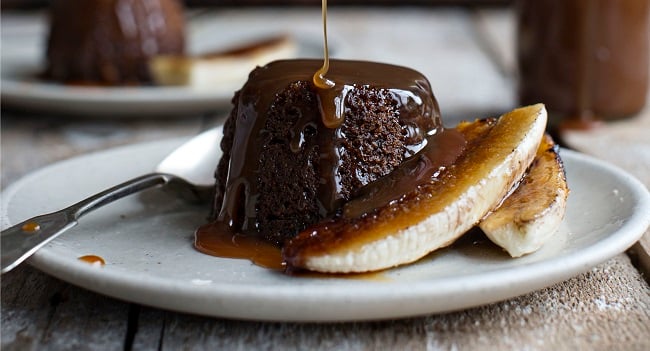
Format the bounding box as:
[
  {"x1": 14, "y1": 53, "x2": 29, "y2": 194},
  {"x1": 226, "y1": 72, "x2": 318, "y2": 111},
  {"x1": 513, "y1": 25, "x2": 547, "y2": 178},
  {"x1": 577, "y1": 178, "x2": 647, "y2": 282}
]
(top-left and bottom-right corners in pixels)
[{"x1": 517, "y1": 0, "x2": 650, "y2": 127}]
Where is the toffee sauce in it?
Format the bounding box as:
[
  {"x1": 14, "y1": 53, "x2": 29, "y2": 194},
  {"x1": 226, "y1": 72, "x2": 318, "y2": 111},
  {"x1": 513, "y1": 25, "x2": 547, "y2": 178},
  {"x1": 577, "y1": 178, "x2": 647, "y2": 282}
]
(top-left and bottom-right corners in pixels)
[
  {"x1": 21, "y1": 221, "x2": 41, "y2": 233},
  {"x1": 195, "y1": 221, "x2": 284, "y2": 270},
  {"x1": 313, "y1": 0, "x2": 336, "y2": 93},
  {"x1": 195, "y1": 222, "x2": 389, "y2": 281}
]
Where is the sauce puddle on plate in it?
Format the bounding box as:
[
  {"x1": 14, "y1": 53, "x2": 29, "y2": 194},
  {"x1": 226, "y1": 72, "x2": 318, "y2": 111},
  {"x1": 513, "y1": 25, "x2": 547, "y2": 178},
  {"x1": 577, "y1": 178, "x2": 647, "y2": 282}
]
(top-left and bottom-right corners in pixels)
[{"x1": 78, "y1": 255, "x2": 106, "y2": 267}]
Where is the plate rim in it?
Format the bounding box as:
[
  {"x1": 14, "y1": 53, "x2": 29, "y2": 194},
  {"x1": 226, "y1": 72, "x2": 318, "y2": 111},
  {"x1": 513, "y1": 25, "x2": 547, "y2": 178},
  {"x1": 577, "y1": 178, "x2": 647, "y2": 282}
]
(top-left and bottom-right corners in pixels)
[
  {"x1": 2, "y1": 137, "x2": 650, "y2": 322},
  {"x1": 0, "y1": 74, "x2": 234, "y2": 117}
]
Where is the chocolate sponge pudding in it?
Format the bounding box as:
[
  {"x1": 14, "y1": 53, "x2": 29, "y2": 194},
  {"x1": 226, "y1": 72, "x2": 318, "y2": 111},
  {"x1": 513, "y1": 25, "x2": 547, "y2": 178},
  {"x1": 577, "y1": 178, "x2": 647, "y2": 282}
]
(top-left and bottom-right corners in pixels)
[
  {"x1": 45, "y1": 0, "x2": 185, "y2": 85},
  {"x1": 206, "y1": 59, "x2": 464, "y2": 246}
]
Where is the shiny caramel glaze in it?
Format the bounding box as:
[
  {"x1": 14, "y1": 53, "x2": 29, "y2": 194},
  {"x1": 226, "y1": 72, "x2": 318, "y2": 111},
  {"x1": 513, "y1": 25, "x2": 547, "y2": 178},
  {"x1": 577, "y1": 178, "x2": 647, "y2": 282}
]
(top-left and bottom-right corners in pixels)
[
  {"x1": 195, "y1": 222, "x2": 285, "y2": 270},
  {"x1": 212, "y1": 59, "x2": 445, "y2": 240},
  {"x1": 478, "y1": 131, "x2": 569, "y2": 257},
  {"x1": 283, "y1": 106, "x2": 544, "y2": 269},
  {"x1": 196, "y1": 222, "x2": 389, "y2": 280},
  {"x1": 481, "y1": 132, "x2": 567, "y2": 226},
  {"x1": 456, "y1": 119, "x2": 568, "y2": 223},
  {"x1": 343, "y1": 128, "x2": 466, "y2": 219},
  {"x1": 45, "y1": 0, "x2": 185, "y2": 85}
]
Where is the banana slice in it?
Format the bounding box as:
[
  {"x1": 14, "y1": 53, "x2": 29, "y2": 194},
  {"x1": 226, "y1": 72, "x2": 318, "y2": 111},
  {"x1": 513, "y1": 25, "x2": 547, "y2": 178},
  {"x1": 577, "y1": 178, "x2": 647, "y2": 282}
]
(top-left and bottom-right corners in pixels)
[
  {"x1": 479, "y1": 134, "x2": 569, "y2": 257},
  {"x1": 283, "y1": 104, "x2": 548, "y2": 273}
]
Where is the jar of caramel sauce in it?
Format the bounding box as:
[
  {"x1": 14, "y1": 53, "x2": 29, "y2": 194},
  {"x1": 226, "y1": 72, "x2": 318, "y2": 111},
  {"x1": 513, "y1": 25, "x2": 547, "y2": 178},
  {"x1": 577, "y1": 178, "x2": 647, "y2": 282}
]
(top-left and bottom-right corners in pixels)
[{"x1": 517, "y1": 0, "x2": 650, "y2": 127}]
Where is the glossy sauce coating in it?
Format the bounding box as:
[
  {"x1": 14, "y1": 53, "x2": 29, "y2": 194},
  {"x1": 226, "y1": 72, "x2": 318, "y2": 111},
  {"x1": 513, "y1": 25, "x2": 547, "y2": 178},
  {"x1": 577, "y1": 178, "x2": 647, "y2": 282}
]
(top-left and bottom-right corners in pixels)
[
  {"x1": 282, "y1": 108, "x2": 536, "y2": 268},
  {"x1": 196, "y1": 222, "x2": 389, "y2": 281},
  {"x1": 214, "y1": 59, "x2": 443, "y2": 236},
  {"x1": 343, "y1": 128, "x2": 466, "y2": 218},
  {"x1": 195, "y1": 222, "x2": 285, "y2": 270}
]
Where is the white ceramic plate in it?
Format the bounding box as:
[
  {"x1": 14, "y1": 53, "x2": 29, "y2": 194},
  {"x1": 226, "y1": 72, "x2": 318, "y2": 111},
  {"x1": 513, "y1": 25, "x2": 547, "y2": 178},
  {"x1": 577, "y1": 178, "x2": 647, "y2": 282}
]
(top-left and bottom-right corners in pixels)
[{"x1": 2, "y1": 136, "x2": 649, "y2": 322}]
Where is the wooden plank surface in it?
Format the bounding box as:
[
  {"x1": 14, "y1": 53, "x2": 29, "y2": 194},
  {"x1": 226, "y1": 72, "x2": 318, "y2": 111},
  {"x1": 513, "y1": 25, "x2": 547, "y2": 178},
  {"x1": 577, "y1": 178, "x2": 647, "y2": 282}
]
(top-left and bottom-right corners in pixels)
[
  {"x1": 2, "y1": 6, "x2": 650, "y2": 350},
  {"x1": 4, "y1": 255, "x2": 647, "y2": 350}
]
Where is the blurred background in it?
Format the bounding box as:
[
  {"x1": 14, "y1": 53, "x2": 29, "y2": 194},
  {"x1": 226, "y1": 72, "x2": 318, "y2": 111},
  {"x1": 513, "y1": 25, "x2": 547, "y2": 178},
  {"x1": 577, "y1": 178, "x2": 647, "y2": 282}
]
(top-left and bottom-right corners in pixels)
[
  {"x1": 1, "y1": 4, "x2": 649, "y2": 346},
  {"x1": 2, "y1": 0, "x2": 511, "y2": 9}
]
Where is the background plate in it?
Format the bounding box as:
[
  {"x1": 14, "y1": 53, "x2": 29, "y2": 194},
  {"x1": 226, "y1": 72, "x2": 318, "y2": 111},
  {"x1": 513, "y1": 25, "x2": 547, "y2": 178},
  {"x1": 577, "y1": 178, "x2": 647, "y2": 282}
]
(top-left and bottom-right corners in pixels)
[
  {"x1": 0, "y1": 35, "x2": 322, "y2": 118},
  {"x1": 0, "y1": 12, "x2": 323, "y2": 117}
]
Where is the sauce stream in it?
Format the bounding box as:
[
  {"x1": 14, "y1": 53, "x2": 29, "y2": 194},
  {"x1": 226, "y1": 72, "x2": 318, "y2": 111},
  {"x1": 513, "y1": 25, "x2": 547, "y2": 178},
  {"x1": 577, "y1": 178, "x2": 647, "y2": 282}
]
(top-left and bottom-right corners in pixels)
[{"x1": 313, "y1": 0, "x2": 335, "y2": 90}]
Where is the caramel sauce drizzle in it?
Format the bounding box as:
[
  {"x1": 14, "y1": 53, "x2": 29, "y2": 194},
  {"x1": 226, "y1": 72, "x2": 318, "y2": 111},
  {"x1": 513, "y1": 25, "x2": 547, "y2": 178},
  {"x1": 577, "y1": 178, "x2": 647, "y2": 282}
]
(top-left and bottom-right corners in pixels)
[
  {"x1": 195, "y1": 222, "x2": 389, "y2": 281},
  {"x1": 195, "y1": 222, "x2": 285, "y2": 270},
  {"x1": 312, "y1": 0, "x2": 344, "y2": 129},
  {"x1": 313, "y1": 0, "x2": 335, "y2": 90}
]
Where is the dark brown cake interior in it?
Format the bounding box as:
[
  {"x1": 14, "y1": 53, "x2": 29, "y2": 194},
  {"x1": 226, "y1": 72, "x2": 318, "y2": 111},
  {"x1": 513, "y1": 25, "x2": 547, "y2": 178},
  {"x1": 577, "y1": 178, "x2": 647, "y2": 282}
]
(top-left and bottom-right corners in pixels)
[{"x1": 211, "y1": 59, "x2": 443, "y2": 245}]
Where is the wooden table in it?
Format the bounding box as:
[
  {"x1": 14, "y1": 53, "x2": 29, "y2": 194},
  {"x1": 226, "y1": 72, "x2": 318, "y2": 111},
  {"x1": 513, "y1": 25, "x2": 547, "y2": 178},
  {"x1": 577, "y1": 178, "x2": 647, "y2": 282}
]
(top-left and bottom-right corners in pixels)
[{"x1": 2, "y1": 7, "x2": 649, "y2": 350}]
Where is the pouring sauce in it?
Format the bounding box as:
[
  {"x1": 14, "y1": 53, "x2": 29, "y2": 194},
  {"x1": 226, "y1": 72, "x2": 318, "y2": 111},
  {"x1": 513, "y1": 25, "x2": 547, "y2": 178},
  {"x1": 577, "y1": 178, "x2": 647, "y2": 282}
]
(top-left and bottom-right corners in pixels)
[
  {"x1": 312, "y1": 0, "x2": 341, "y2": 128},
  {"x1": 313, "y1": 0, "x2": 335, "y2": 90}
]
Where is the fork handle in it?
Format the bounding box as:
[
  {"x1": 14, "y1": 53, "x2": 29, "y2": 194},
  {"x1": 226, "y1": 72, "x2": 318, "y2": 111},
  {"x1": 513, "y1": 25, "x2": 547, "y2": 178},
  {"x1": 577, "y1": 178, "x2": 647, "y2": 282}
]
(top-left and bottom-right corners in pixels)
[{"x1": 1, "y1": 173, "x2": 171, "y2": 274}]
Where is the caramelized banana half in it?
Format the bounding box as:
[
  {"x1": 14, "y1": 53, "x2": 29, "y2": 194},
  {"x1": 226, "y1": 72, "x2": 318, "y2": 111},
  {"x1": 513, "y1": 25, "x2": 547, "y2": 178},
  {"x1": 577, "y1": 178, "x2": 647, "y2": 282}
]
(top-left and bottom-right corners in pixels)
[
  {"x1": 283, "y1": 104, "x2": 548, "y2": 273},
  {"x1": 479, "y1": 134, "x2": 569, "y2": 257}
]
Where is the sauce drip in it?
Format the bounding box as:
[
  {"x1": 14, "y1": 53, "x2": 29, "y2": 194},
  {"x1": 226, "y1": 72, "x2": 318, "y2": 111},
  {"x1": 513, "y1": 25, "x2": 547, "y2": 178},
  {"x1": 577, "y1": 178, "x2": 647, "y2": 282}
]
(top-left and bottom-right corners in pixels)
[
  {"x1": 78, "y1": 255, "x2": 105, "y2": 266},
  {"x1": 195, "y1": 222, "x2": 284, "y2": 270},
  {"x1": 21, "y1": 221, "x2": 41, "y2": 233},
  {"x1": 313, "y1": 0, "x2": 335, "y2": 90},
  {"x1": 312, "y1": 0, "x2": 344, "y2": 129}
]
